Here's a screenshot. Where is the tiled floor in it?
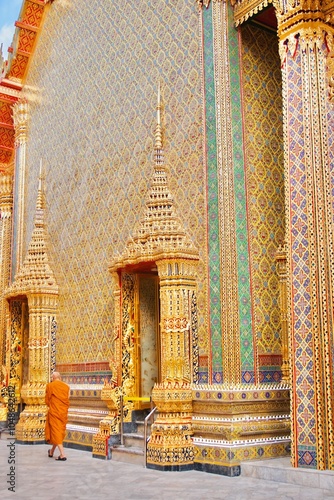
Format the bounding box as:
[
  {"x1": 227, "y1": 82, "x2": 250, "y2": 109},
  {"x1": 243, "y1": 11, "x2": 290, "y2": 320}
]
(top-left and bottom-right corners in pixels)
[{"x1": 0, "y1": 438, "x2": 333, "y2": 499}]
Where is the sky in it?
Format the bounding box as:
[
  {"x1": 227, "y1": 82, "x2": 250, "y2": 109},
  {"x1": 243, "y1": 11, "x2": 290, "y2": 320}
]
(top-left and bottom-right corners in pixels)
[{"x1": 0, "y1": 0, "x2": 22, "y2": 57}]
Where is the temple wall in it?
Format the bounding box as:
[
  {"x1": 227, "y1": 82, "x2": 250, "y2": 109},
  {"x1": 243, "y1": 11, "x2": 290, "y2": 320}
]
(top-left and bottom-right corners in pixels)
[
  {"x1": 202, "y1": 2, "x2": 284, "y2": 384},
  {"x1": 240, "y1": 24, "x2": 284, "y2": 381},
  {"x1": 20, "y1": 0, "x2": 207, "y2": 383}
]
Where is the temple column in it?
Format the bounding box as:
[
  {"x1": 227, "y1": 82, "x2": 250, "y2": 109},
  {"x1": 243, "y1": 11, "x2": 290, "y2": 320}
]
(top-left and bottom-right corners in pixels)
[
  {"x1": 12, "y1": 99, "x2": 29, "y2": 277},
  {"x1": 15, "y1": 293, "x2": 58, "y2": 442},
  {"x1": 146, "y1": 258, "x2": 198, "y2": 471},
  {"x1": 4, "y1": 172, "x2": 59, "y2": 443},
  {"x1": 276, "y1": 1, "x2": 334, "y2": 469},
  {"x1": 92, "y1": 272, "x2": 122, "y2": 458},
  {"x1": 0, "y1": 173, "x2": 13, "y2": 371},
  {"x1": 275, "y1": 243, "x2": 289, "y2": 382}
]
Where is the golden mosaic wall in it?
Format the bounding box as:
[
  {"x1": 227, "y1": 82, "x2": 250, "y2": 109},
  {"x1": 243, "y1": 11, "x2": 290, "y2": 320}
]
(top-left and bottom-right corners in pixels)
[
  {"x1": 20, "y1": 1, "x2": 207, "y2": 367},
  {"x1": 241, "y1": 24, "x2": 285, "y2": 359}
]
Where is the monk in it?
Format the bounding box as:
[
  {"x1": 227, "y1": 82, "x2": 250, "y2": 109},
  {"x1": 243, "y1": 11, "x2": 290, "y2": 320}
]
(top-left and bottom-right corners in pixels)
[{"x1": 45, "y1": 371, "x2": 70, "y2": 461}]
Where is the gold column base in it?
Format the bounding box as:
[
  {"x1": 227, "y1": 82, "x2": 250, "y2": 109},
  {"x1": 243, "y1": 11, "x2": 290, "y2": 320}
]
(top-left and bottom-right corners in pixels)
[
  {"x1": 146, "y1": 381, "x2": 194, "y2": 470},
  {"x1": 192, "y1": 384, "x2": 291, "y2": 475},
  {"x1": 92, "y1": 417, "x2": 119, "y2": 458},
  {"x1": 92, "y1": 384, "x2": 120, "y2": 458},
  {"x1": 15, "y1": 404, "x2": 48, "y2": 443}
]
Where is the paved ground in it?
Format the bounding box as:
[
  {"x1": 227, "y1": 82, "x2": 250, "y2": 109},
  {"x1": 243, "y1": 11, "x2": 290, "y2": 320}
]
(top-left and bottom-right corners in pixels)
[{"x1": 0, "y1": 437, "x2": 333, "y2": 499}]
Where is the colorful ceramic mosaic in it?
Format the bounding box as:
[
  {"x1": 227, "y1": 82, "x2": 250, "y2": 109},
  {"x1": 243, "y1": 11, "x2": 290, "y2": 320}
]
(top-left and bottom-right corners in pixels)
[
  {"x1": 203, "y1": 3, "x2": 283, "y2": 385},
  {"x1": 282, "y1": 29, "x2": 334, "y2": 470},
  {"x1": 240, "y1": 23, "x2": 284, "y2": 372},
  {"x1": 20, "y1": 0, "x2": 207, "y2": 370}
]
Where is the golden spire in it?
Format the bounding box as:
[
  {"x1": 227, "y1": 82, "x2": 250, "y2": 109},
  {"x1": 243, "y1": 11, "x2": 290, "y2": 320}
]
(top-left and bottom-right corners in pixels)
[
  {"x1": 35, "y1": 159, "x2": 45, "y2": 223},
  {"x1": 109, "y1": 84, "x2": 198, "y2": 271},
  {"x1": 4, "y1": 162, "x2": 58, "y2": 297},
  {"x1": 154, "y1": 81, "x2": 163, "y2": 166}
]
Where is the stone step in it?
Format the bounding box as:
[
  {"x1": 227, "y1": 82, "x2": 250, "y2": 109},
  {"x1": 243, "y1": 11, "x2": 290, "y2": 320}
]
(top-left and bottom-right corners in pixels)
[
  {"x1": 241, "y1": 458, "x2": 334, "y2": 492},
  {"x1": 111, "y1": 445, "x2": 145, "y2": 467},
  {"x1": 123, "y1": 433, "x2": 145, "y2": 449},
  {"x1": 135, "y1": 420, "x2": 152, "y2": 435}
]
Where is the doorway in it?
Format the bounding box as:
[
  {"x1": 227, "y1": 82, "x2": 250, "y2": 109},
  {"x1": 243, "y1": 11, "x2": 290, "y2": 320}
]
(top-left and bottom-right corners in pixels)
[
  {"x1": 120, "y1": 271, "x2": 160, "y2": 410},
  {"x1": 136, "y1": 274, "x2": 160, "y2": 402}
]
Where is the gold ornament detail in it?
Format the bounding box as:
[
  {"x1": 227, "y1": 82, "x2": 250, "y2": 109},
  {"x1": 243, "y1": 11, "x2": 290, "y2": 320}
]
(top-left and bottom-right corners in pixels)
[
  {"x1": 147, "y1": 380, "x2": 194, "y2": 468},
  {"x1": 326, "y1": 31, "x2": 334, "y2": 103},
  {"x1": 4, "y1": 168, "x2": 58, "y2": 442},
  {"x1": 275, "y1": 243, "x2": 290, "y2": 383},
  {"x1": 0, "y1": 173, "x2": 13, "y2": 370},
  {"x1": 109, "y1": 84, "x2": 199, "y2": 271},
  {"x1": 230, "y1": 0, "x2": 272, "y2": 26},
  {"x1": 273, "y1": 1, "x2": 328, "y2": 41},
  {"x1": 99, "y1": 87, "x2": 199, "y2": 466},
  {"x1": 13, "y1": 100, "x2": 29, "y2": 147}
]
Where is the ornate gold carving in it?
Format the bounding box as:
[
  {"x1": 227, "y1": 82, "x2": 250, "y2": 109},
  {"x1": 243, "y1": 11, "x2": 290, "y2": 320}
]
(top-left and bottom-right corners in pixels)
[
  {"x1": 147, "y1": 380, "x2": 194, "y2": 468},
  {"x1": 15, "y1": 404, "x2": 48, "y2": 441},
  {"x1": 92, "y1": 380, "x2": 121, "y2": 457},
  {"x1": 104, "y1": 89, "x2": 199, "y2": 465},
  {"x1": 326, "y1": 31, "x2": 334, "y2": 103},
  {"x1": 108, "y1": 272, "x2": 121, "y2": 386},
  {"x1": 109, "y1": 87, "x2": 199, "y2": 272},
  {"x1": 275, "y1": 243, "x2": 289, "y2": 382},
  {"x1": 4, "y1": 170, "x2": 58, "y2": 442},
  {"x1": 0, "y1": 173, "x2": 13, "y2": 370},
  {"x1": 273, "y1": 1, "x2": 330, "y2": 41},
  {"x1": 4, "y1": 172, "x2": 58, "y2": 298},
  {"x1": 230, "y1": 0, "x2": 272, "y2": 26},
  {"x1": 0, "y1": 402, "x2": 7, "y2": 421},
  {"x1": 13, "y1": 100, "x2": 29, "y2": 147}
]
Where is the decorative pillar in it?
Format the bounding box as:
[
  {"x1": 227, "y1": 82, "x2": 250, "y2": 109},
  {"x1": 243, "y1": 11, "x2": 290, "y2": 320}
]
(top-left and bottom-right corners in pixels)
[
  {"x1": 102, "y1": 86, "x2": 200, "y2": 467},
  {"x1": 146, "y1": 258, "x2": 198, "y2": 470},
  {"x1": 0, "y1": 173, "x2": 13, "y2": 369},
  {"x1": 92, "y1": 272, "x2": 124, "y2": 458},
  {"x1": 4, "y1": 171, "x2": 58, "y2": 442},
  {"x1": 275, "y1": 242, "x2": 289, "y2": 383},
  {"x1": 276, "y1": 0, "x2": 334, "y2": 469},
  {"x1": 15, "y1": 293, "x2": 58, "y2": 442},
  {"x1": 12, "y1": 99, "x2": 29, "y2": 277},
  {"x1": 198, "y1": 0, "x2": 256, "y2": 385}
]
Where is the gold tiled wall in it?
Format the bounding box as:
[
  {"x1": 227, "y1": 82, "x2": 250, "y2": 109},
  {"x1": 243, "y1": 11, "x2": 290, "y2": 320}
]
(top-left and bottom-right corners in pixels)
[
  {"x1": 241, "y1": 24, "x2": 284, "y2": 358},
  {"x1": 21, "y1": 0, "x2": 207, "y2": 365}
]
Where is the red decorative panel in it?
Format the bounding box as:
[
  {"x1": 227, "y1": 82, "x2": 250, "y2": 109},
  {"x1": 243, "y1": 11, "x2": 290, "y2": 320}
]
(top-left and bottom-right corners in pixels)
[
  {"x1": 8, "y1": 54, "x2": 29, "y2": 80},
  {"x1": 0, "y1": 128, "x2": 15, "y2": 148},
  {"x1": 0, "y1": 150, "x2": 13, "y2": 163},
  {"x1": 0, "y1": 102, "x2": 13, "y2": 124},
  {"x1": 18, "y1": 28, "x2": 36, "y2": 54},
  {"x1": 22, "y1": 1, "x2": 44, "y2": 28}
]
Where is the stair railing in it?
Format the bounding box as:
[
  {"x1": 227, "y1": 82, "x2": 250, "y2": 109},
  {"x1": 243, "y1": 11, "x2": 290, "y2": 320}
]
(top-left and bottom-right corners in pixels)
[{"x1": 144, "y1": 405, "x2": 157, "y2": 468}]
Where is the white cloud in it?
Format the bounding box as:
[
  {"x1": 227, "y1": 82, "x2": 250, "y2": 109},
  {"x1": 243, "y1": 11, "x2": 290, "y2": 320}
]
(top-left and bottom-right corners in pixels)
[{"x1": 0, "y1": 24, "x2": 15, "y2": 57}]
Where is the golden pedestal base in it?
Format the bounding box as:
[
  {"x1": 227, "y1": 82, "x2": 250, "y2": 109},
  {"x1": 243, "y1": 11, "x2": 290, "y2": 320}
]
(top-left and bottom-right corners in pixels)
[
  {"x1": 146, "y1": 381, "x2": 194, "y2": 470},
  {"x1": 192, "y1": 384, "x2": 290, "y2": 475},
  {"x1": 15, "y1": 404, "x2": 48, "y2": 443}
]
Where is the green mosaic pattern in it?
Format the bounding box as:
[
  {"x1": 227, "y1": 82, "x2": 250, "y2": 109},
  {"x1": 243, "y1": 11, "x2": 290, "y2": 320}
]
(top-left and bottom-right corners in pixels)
[{"x1": 203, "y1": 5, "x2": 222, "y2": 383}]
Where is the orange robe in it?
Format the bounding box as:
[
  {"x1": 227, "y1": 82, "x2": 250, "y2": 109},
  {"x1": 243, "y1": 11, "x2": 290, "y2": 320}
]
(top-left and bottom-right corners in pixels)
[{"x1": 45, "y1": 379, "x2": 70, "y2": 445}]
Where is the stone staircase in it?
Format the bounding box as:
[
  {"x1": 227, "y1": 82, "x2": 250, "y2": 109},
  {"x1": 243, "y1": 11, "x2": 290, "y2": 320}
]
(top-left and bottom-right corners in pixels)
[{"x1": 110, "y1": 411, "x2": 153, "y2": 467}]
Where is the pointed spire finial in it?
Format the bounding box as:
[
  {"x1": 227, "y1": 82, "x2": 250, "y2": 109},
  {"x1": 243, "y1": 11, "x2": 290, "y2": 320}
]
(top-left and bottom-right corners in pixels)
[
  {"x1": 36, "y1": 158, "x2": 45, "y2": 214},
  {"x1": 38, "y1": 158, "x2": 43, "y2": 190},
  {"x1": 154, "y1": 81, "x2": 163, "y2": 163}
]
